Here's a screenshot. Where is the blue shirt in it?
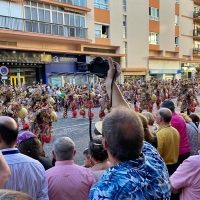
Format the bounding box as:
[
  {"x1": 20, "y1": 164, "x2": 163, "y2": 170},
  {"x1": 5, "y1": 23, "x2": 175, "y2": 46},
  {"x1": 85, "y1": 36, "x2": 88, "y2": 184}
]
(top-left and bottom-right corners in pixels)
[{"x1": 88, "y1": 142, "x2": 170, "y2": 200}]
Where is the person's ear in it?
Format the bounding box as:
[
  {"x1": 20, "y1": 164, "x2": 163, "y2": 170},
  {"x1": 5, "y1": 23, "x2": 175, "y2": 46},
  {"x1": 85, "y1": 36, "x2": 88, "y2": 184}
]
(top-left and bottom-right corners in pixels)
[
  {"x1": 52, "y1": 150, "x2": 56, "y2": 160},
  {"x1": 102, "y1": 137, "x2": 108, "y2": 149}
]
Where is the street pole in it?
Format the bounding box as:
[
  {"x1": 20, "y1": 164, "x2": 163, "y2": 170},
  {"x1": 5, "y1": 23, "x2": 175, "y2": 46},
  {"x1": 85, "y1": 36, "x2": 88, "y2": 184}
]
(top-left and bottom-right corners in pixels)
[{"x1": 17, "y1": 68, "x2": 21, "y2": 87}]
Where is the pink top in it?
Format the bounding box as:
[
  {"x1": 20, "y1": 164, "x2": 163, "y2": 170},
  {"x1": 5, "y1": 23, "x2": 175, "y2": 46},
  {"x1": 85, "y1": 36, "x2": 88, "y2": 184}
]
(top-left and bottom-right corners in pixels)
[
  {"x1": 46, "y1": 160, "x2": 96, "y2": 200},
  {"x1": 171, "y1": 112, "x2": 190, "y2": 155},
  {"x1": 170, "y1": 155, "x2": 200, "y2": 200}
]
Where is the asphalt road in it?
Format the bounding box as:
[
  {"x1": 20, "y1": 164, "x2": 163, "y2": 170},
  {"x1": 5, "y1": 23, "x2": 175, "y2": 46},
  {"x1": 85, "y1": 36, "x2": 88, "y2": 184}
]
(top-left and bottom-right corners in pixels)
[{"x1": 43, "y1": 97, "x2": 200, "y2": 166}]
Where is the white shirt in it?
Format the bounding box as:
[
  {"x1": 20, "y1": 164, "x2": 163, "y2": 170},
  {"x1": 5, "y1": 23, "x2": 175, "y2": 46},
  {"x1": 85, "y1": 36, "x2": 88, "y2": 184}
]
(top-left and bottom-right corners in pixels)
[{"x1": 2, "y1": 148, "x2": 49, "y2": 200}]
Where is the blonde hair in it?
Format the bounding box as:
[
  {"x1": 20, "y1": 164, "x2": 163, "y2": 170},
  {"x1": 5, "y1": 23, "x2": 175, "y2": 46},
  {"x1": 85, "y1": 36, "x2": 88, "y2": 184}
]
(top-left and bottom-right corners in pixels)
[
  {"x1": 137, "y1": 113, "x2": 154, "y2": 145},
  {"x1": 179, "y1": 113, "x2": 192, "y2": 123},
  {"x1": 142, "y1": 112, "x2": 155, "y2": 126},
  {"x1": 0, "y1": 190, "x2": 32, "y2": 200}
]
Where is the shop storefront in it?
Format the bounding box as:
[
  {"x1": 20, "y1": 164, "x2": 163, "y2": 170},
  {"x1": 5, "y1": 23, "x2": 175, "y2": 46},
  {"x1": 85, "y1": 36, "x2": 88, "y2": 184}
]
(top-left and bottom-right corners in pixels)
[
  {"x1": 149, "y1": 60, "x2": 181, "y2": 80},
  {"x1": 122, "y1": 68, "x2": 148, "y2": 83},
  {"x1": 149, "y1": 69, "x2": 180, "y2": 80},
  {"x1": 46, "y1": 54, "x2": 96, "y2": 86},
  {"x1": 0, "y1": 50, "x2": 50, "y2": 85}
]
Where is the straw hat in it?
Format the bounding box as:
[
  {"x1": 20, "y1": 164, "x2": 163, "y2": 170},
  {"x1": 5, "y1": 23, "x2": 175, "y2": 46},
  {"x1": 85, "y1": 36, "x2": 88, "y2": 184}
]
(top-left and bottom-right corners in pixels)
[{"x1": 95, "y1": 121, "x2": 102, "y2": 135}]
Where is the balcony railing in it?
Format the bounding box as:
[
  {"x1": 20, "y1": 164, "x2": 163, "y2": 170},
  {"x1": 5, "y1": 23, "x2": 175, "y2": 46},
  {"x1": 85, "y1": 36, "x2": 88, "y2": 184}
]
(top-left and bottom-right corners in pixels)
[
  {"x1": 193, "y1": 29, "x2": 200, "y2": 36},
  {"x1": 55, "y1": 0, "x2": 86, "y2": 7},
  {"x1": 149, "y1": 15, "x2": 159, "y2": 21},
  {"x1": 193, "y1": 48, "x2": 200, "y2": 54},
  {"x1": 0, "y1": 15, "x2": 87, "y2": 39},
  {"x1": 94, "y1": 2, "x2": 108, "y2": 10},
  {"x1": 193, "y1": 11, "x2": 200, "y2": 18}
]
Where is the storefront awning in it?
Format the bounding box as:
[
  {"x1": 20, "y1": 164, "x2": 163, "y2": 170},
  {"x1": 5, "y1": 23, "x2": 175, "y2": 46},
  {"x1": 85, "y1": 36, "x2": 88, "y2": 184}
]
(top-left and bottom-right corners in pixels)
[
  {"x1": 122, "y1": 68, "x2": 149, "y2": 72},
  {"x1": 47, "y1": 72, "x2": 94, "y2": 77}
]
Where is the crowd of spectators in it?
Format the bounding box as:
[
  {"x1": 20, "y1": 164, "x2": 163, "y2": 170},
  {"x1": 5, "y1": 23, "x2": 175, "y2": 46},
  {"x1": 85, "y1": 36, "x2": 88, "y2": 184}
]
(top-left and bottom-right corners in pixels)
[{"x1": 1, "y1": 57, "x2": 200, "y2": 200}]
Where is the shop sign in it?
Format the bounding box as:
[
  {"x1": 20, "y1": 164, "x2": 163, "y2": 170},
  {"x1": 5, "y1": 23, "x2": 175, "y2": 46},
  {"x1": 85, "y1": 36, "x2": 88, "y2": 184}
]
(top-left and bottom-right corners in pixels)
[
  {"x1": 53, "y1": 56, "x2": 77, "y2": 63},
  {"x1": 0, "y1": 50, "x2": 51, "y2": 64},
  {"x1": 177, "y1": 69, "x2": 182, "y2": 74},
  {"x1": 149, "y1": 69, "x2": 178, "y2": 74}
]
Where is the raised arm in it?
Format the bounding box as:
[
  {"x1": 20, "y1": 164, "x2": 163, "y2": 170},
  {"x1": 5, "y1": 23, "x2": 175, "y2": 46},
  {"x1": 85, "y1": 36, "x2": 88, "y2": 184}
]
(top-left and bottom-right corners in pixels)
[
  {"x1": 106, "y1": 57, "x2": 129, "y2": 108},
  {"x1": 0, "y1": 152, "x2": 10, "y2": 188}
]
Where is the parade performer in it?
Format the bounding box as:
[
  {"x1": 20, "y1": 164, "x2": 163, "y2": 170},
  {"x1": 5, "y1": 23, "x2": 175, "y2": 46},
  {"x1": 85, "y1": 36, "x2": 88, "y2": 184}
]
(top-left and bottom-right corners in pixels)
[
  {"x1": 0, "y1": 86, "x2": 28, "y2": 127},
  {"x1": 138, "y1": 82, "x2": 156, "y2": 113},
  {"x1": 177, "y1": 80, "x2": 199, "y2": 115},
  {"x1": 99, "y1": 83, "x2": 110, "y2": 120},
  {"x1": 27, "y1": 87, "x2": 58, "y2": 144}
]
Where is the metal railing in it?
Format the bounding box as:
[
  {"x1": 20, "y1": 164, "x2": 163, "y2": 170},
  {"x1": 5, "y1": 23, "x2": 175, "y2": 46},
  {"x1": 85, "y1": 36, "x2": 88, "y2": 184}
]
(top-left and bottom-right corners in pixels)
[
  {"x1": 193, "y1": 11, "x2": 200, "y2": 18},
  {"x1": 54, "y1": 0, "x2": 86, "y2": 7},
  {"x1": 149, "y1": 15, "x2": 159, "y2": 21},
  {"x1": 94, "y1": 2, "x2": 108, "y2": 10},
  {"x1": 193, "y1": 48, "x2": 200, "y2": 54},
  {"x1": 193, "y1": 29, "x2": 200, "y2": 36},
  {"x1": 0, "y1": 15, "x2": 88, "y2": 39}
]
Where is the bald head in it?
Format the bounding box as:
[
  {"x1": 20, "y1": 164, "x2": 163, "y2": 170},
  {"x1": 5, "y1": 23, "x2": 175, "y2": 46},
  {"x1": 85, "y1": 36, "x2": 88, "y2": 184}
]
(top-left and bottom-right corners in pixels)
[
  {"x1": 53, "y1": 137, "x2": 75, "y2": 161},
  {"x1": 159, "y1": 108, "x2": 172, "y2": 123},
  {"x1": 0, "y1": 116, "x2": 18, "y2": 130},
  {"x1": 0, "y1": 116, "x2": 18, "y2": 147}
]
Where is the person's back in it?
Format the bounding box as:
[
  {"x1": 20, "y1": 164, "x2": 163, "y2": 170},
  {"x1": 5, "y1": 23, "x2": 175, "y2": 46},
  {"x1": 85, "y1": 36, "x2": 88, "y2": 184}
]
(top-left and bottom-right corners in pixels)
[
  {"x1": 88, "y1": 141, "x2": 170, "y2": 199},
  {"x1": 0, "y1": 116, "x2": 48, "y2": 200},
  {"x1": 186, "y1": 122, "x2": 199, "y2": 155},
  {"x1": 161, "y1": 100, "x2": 190, "y2": 164},
  {"x1": 171, "y1": 113, "x2": 190, "y2": 155},
  {"x1": 155, "y1": 108, "x2": 180, "y2": 168},
  {"x1": 170, "y1": 154, "x2": 200, "y2": 200},
  {"x1": 46, "y1": 137, "x2": 95, "y2": 200},
  {"x1": 2, "y1": 149, "x2": 48, "y2": 200},
  {"x1": 156, "y1": 126, "x2": 180, "y2": 165}
]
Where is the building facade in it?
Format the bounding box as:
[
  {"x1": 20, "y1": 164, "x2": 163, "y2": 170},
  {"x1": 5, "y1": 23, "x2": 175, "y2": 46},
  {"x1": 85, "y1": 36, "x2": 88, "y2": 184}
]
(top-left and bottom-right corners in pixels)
[{"x1": 0, "y1": 0, "x2": 199, "y2": 86}]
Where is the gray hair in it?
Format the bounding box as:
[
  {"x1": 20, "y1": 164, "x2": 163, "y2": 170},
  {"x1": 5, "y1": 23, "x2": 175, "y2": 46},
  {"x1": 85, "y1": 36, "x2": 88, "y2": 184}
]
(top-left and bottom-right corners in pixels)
[
  {"x1": 102, "y1": 106, "x2": 144, "y2": 161},
  {"x1": 53, "y1": 137, "x2": 75, "y2": 161},
  {"x1": 0, "y1": 189, "x2": 32, "y2": 200}
]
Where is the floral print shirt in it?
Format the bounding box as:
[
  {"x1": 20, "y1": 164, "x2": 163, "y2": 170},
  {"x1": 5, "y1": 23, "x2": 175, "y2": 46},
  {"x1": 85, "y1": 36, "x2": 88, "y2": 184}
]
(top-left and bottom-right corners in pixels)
[{"x1": 88, "y1": 142, "x2": 170, "y2": 200}]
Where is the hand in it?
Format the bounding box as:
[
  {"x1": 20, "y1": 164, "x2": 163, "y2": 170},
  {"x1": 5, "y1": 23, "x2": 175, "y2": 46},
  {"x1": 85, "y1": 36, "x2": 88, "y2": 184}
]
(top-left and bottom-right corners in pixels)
[{"x1": 106, "y1": 57, "x2": 121, "y2": 83}]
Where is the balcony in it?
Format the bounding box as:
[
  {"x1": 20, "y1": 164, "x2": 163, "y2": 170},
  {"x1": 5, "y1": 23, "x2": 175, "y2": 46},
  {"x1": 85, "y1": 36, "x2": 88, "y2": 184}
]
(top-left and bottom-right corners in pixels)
[
  {"x1": 193, "y1": 48, "x2": 200, "y2": 54},
  {"x1": 193, "y1": 29, "x2": 200, "y2": 36},
  {"x1": 94, "y1": 2, "x2": 108, "y2": 10},
  {"x1": 193, "y1": 11, "x2": 200, "y2": 18},
  {"x1": 0, "y1": 15, "x2": 87, "y2": 39},
  {"x1": 54, "y1": 0, "x2": 86, "y2": 7}
]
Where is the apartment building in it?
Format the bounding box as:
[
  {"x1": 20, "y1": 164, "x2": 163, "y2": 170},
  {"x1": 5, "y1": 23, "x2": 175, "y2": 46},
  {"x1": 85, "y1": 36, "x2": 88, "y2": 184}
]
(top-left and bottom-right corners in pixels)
[{"x1": 0, "y1": 0, "x2": 198, "y2": 85}]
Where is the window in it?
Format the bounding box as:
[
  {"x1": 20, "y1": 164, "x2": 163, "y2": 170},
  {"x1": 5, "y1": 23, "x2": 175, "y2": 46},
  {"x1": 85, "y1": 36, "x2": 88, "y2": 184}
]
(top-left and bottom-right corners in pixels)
[
  {"x1": 0, "y1": 1, "x2": 23, "y2": 30},
  {"x1": 123, "y1": 15, "x2": 127, "y2": 38},
  {"x1": 95, "y1": 24, "x2": 109, "y2": 38},
  {"x1": 149, "y1": 7, "x2": 159, "y2": 21},
  {"x1": 175, "y1": 15, "x2": 179, "y2": 26},
  {"x1": 94, "y1": 0, "x2": 108, "y2": 10},
  {"x1": 123, "y1": 0, "x2": 126, "y2": 12},
  {"x1": 175, "y1": 36, "x2": 179, "y2": 47},
  {"x1": 23, "y1": 1, "x2": 86, "y2": 38},
  {"x1": 149, "y1": 32, "x2": 159, "y2": 44}
]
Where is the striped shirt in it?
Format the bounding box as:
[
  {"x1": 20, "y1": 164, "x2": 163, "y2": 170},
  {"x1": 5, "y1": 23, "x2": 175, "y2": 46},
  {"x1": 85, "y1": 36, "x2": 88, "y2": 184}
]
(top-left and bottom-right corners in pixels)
[{"x1": 2, "y1": 148, "x2": 49, "y2": 200}]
